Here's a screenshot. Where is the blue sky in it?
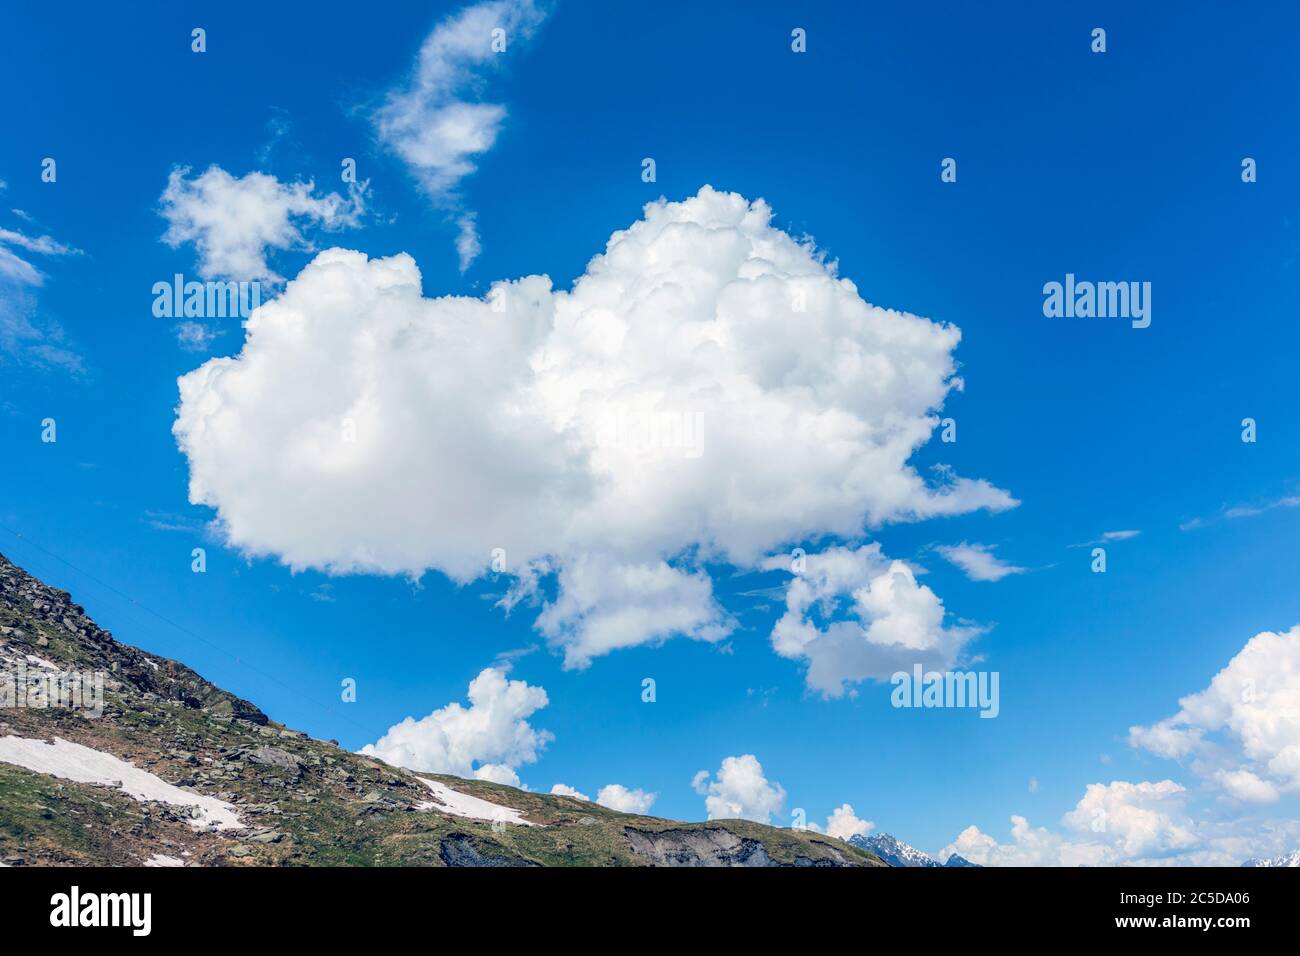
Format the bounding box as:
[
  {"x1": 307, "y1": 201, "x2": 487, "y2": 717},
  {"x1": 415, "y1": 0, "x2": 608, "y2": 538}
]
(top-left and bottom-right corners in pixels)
[{"x1": 2, "y1": 1, "x2": 1300, "y2": 864}]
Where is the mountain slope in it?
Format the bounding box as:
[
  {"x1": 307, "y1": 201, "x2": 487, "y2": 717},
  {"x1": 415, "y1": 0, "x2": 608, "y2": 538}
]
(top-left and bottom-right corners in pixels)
[{"x1": 0, "y1": 552, "x2": 883, "y2": 868}]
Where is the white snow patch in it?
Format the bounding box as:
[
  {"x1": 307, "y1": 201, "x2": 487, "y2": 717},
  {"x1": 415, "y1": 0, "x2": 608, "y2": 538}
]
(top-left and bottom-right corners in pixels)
[
  {"x1": 25, "y1": 654, "x2": 57, "y2": 670},
  {"x1": 144, "y1": 853, "x2": 185, "y2": 867},
  {"x1": 0, "y1": 735, "x2": 243, "y2": 831},
  {"x1": 415, "y1": 777, "x2": 536, "y2": 826}
]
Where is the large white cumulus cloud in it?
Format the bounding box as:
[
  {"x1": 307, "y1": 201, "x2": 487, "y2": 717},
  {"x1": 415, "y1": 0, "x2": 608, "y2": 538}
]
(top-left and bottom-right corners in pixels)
[{"x1": 174, "y1": 186, "x2": 1012, "y2": 667}]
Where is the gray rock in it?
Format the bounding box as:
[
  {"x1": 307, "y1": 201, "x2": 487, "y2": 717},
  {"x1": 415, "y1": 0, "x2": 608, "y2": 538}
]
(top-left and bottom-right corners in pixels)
[
  {"x1": 439, "y1": 834, "x2": 538, "y2": 868},
  {"x1": 624, "y1": 827, "x2": 775, "y2": 867},
  {"x1": 249, "y1": 746, "x2": 302, "y2": 774}
]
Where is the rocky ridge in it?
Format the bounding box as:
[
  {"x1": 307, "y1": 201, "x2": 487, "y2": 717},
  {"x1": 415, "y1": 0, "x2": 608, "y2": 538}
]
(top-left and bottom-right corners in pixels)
[{"x1": 0, "y1": 552, "x2": 882, "y2": 868}]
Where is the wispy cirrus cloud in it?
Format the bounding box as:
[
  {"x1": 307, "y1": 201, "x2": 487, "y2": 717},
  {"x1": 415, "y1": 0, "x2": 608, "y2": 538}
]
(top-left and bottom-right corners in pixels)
[
  {"x1": 142, "y1": 509, "x2": 209, "y2": 535},
  {"x1": 0, "y1": 212, "x2": 84, "y2": 374},
  {"x1": 372, "y1": 0, "x2": 548, "y2": 271},
  {"x1": 935, "y1": 542, "x2": 1026, "y2": 582},
  {"x1": 1069, "y1": 529, "x2": 1140, "y2": 548},
  {"x1": 1223, "y1": 496, "x2": 1300, "y2": 519},
  {"x1": 1181, "y1": 490, "x2": 1300, "y2": 531},
  {"x1": 0, "y1": 226, "x2": 80, "y2": 282}
]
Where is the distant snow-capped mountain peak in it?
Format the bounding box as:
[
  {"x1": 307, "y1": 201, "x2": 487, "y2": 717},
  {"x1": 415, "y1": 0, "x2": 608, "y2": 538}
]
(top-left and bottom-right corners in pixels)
[
  {"x1": 1242, "y1": 850, "x2": 1300, "y2": 867},
  {"x1": 849, "y1": 832, "x2": 984, "y2": 867},
  {"x1": 850, "y1": 832, "x2": 939, "y2": 867}
]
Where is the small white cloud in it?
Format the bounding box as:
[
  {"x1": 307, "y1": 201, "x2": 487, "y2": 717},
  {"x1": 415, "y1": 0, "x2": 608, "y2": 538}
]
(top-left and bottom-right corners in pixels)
[
  {"x1": 1071, "y1": 529, "x2": 1141, "y2": 548},
  {"x1": 549, "y1": 783, "x2": 590, "y2": 801},
  {"x1": 473, "y1": 763, "x2": 522, "y2": 786},
  {"x1": 1214, "y1": 769, "x2": 1280, "y2": 804},
  {"x1": 693, "y1": 754, "x2": 786, "y2": 824},
  {"x1": 535, "y1": 556, "x2": 733, "y2": 670},
  {"x1": 761, "y1": 544, "x2": 981, "y2": 697},
  {"x1": 595, "y1": 784, "x2": 656, "y2": 814},
  {"x1": 174, "y1": 320, "x2": 221, "y2": 353},
  {"x1": 825, "y1": 803, "x2": 873, "y2": 840},
  {"x1": 360, "y1": 666, "x2": 552, "y2": 782},
  {"x1": 374, "y1": 0, "x2": 545, "y2": 268},
  {"x1": 373, "y1": 0, "x2": 545, "y2": 200},
  {"x1": 160, "y1": 165, "x2": 364, "y2": 284},
  {"x1": 307, "y1": 583, "x2": 336, "y2": 604},
  {"x1": 143, "y1": 510, "x2": 208, "y2": 534},
  {"x1": 455, "y1": 212, "x2": 481, "y2": 272},
  {"x1": 935, "y1": 541, "x2": 1026, "y2": 582}
]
